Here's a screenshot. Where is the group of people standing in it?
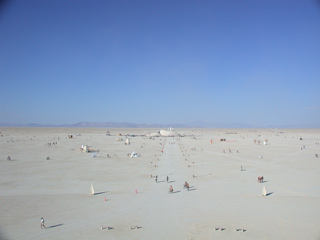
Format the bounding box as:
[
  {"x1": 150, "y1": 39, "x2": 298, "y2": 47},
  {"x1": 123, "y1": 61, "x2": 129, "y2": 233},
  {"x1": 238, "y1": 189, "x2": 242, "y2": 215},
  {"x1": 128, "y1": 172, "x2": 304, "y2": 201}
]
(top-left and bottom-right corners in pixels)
[
  {"x1": 258, "y1": 176, "x2": 264, "y2": 183},
  {"x1": 169, "y1": 181, "x2": 190, "y2": 193},
  {"x1": 154, "y1": 175, "x2": 169, "y2": 183},
  {"x1": 153, "y1": 175, "x2": 189, "y2": 193}
]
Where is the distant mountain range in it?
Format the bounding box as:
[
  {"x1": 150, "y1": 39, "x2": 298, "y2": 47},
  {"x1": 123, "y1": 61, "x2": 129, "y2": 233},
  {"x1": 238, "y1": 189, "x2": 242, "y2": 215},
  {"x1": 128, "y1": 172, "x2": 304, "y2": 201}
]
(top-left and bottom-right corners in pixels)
[
  {"x1": 0, "y1": 122, "x2": 183, "y2": 128},
  {"x1": 0, "y1": 122, "x2": 319, "y2": 129}
]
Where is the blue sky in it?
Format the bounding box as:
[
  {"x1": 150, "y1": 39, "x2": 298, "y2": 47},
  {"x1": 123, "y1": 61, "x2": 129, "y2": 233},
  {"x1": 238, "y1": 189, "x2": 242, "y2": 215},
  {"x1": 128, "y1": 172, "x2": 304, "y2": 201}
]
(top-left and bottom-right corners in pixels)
[{"x1": 0, "y1": 0, "x2": 319, "y2": 126}]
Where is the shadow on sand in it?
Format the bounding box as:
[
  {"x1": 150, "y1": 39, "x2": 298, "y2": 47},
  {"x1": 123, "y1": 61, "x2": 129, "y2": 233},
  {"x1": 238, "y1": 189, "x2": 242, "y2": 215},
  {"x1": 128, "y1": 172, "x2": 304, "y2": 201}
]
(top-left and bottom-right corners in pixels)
[
  {"x1": 102, "y1": 226, "x2": 114, "y2": 230},
  {"x1": 48, "y1": 224, "x2": 64, "y2": 229},
  {"x1": 193, "y1": 172, "x2": 213, "y2": 178},
  {"x1": 266, "y1": 192, "x2": 274, "y2": 196},
  {"x1": 94, "y1": 191, "x2": 108, "y2": 195}
]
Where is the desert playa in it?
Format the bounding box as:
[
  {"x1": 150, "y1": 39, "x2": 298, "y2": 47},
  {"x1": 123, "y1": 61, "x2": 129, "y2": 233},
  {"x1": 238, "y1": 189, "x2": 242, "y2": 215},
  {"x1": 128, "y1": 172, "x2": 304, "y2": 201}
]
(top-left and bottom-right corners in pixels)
[{"x1": 0, "y1": 127, "x2": 319, "y2": 240}]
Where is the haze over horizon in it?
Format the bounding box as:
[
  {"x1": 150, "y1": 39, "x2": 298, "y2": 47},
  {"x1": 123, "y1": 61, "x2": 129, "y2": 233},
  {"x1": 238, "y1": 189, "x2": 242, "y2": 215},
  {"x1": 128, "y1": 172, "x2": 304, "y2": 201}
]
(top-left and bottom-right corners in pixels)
[{"x1": 1, "y1": 0, "x2": 319, "y2": 127}]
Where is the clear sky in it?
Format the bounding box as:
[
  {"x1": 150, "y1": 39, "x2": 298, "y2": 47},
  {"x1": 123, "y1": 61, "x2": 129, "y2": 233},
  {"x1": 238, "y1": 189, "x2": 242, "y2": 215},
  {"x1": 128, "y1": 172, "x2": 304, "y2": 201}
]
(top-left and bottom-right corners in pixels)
[{"x1": 1, "y1": 0, "x2": 319, "y2": 126}]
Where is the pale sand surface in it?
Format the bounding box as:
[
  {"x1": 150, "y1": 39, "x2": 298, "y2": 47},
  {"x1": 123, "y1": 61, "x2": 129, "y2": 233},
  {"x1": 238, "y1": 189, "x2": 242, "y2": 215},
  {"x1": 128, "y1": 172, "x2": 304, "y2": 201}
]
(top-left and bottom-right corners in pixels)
[{"x1": 0, "y1": 128, "x2": 320, "y2": 240}]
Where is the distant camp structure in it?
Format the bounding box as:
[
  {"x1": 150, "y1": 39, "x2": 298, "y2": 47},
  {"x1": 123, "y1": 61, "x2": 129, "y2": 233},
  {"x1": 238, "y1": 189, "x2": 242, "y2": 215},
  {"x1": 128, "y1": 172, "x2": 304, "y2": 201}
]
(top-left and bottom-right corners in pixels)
[
  {"x1": 146, "y1": 128, "x2": 179, "y2": 137},
  {"x1": 130, "y1": 151, "x2": 139, "y2": 158},
  {"x1": 82, "y1": 145, "x2": 89, "y2": 153},
  {"x1": 160, "y1": 129, "x2": 179, "y2": 137},
  {"x1": 146, "y1": 132, "x2": 161, "y2": 137}
]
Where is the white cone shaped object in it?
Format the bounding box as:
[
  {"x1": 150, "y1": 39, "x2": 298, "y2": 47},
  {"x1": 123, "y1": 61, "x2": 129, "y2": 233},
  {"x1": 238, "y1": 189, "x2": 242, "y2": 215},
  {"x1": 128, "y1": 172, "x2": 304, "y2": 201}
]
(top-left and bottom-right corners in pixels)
[
  {"x1": 90, "y1": 182, "x2": 95, "y2": 195},
  {"x1": 262, "y1": 185, "x2": 267, "y2": 196}
]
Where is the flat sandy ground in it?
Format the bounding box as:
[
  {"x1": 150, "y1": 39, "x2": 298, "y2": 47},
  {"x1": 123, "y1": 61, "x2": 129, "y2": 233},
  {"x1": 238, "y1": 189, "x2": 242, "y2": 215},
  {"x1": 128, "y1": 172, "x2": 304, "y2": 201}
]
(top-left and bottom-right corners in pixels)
[{"x1": 0, "y1": 128, "x2": 319, "y2": 240}]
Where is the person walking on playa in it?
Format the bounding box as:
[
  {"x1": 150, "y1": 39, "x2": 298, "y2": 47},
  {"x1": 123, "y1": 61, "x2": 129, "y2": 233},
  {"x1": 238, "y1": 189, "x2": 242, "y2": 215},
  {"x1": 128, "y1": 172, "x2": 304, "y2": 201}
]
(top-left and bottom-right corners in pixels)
[
  {"x1": 166, "y1": 176, "x2": 169, "y2": 182},
  {"x1": 184, "y1": 181, "x2": 190, "y2": 190},
  {"x1": 155, "y1": 175, "x2": 158, "y2": 183},
  {"x1": 169, "y1": 185, "x2": 173, "y2": 193},
  {"x1": 41, "y1": 217, "x2": 46, "y2": 229}
]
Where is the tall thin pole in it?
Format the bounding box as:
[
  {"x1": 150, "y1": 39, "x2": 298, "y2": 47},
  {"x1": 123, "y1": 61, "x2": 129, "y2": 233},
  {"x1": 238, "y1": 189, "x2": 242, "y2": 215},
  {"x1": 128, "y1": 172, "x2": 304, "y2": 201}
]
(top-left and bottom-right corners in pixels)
[{"x1": 192, "y1": 162, "x2": 195, "y2": 177}]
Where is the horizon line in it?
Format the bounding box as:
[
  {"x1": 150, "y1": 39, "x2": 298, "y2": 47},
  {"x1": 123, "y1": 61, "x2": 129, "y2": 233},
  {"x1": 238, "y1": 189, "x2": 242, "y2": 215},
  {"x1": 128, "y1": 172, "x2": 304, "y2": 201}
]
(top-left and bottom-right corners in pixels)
[{"x1": 0, "y1": 121, "x2": 319, "y2": 129}]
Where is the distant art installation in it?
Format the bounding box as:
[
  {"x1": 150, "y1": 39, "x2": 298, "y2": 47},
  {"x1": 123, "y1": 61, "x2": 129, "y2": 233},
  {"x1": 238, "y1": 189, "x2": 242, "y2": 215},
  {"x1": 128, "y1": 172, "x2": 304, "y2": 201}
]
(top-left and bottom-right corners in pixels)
[
  {"x1": 262, "y1": 185, "x2": 267, "y2": 196},
  {"x1": 90, "y1": 182, "x2": 95, "y2": 195}
]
